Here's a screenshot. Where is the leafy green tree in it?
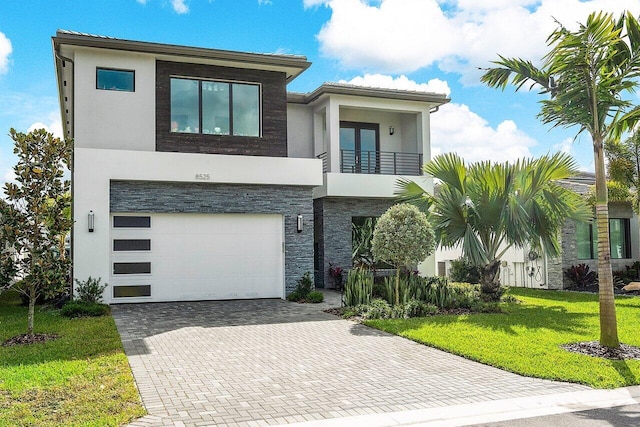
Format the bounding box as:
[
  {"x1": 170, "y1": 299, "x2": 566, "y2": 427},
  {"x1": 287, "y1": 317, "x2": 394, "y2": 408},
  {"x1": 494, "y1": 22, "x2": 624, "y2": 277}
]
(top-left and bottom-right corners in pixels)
[
  {"x1": 371, "y1": 203, "x2": 435, "y2": 306},
  {"x1": 398, "y1": 152, "x2": 590, "y2": 301},
  {"x1": 480, "y1": 11, "x2": 640, "y2": 348},
  {"x1": 0, "y1": 128, "x2": 72, "y2": 335}
]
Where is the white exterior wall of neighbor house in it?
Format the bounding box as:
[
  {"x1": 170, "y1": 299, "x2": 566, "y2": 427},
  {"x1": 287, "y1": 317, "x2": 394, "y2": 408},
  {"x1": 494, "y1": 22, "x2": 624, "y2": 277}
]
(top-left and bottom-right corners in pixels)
[
  {"x1": 287, "y1": 103, "x2": 314, "y2": 158},
  {"x1": 73, "y1": 147, "x2": 322, "y2": 302},
  {"x1": 71, "y1": 47, "x2": 156, "y2": 151}
]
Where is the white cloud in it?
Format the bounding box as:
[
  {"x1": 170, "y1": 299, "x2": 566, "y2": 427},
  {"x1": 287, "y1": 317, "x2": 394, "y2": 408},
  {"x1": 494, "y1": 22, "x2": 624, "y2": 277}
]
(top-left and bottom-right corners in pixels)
[
  {"x1": 303, "y1": 0, "x2": 328, "y2": 7},
  {"x1": 258, "y1": 0, "x2": 273, "y2": 4},
  {"x1": 27, "y1": 119, "x2": 63, "y2": 139},
  {"x1": 552, "y1": 137, "x2": 573, "y2": 155},
  {"x1": 0, "y1": 31, "x2": 12, "y2": 74},
  {"x1": 430, "y1": 103, "x2": 536, "y2": 163},
  {"x1": 314, "y1": 0, "x2": 640, "y2": 83},
  {"x1": 340, "y1": 74, "x2": 451, "y2": 96},
  {"x1": 171, "y1": 0, "x2": 189, "y2": 14}
]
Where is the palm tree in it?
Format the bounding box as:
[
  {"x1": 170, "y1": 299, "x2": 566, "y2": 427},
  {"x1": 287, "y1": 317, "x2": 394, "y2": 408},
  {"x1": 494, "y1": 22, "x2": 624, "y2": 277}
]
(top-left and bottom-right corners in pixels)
[
  {"x1": 480, "y1": 11, "x2": 640, "y2": 348},
  {"x1": 398, "y1": 152, "x2": 590, "y2": 301}
]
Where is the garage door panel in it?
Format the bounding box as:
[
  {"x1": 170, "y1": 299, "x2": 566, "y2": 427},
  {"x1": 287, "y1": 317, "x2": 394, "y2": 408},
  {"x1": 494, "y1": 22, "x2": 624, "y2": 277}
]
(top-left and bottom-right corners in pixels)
[{"x1": 110, "y1": 213, "x2": 284, "y2": 302}]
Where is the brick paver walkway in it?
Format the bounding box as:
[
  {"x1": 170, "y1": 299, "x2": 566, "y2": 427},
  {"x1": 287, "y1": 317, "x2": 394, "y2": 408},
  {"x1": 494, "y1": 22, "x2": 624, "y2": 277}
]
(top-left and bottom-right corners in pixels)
[{"x1": 113, "y1": 292, "x2": 588, "y2": 427}]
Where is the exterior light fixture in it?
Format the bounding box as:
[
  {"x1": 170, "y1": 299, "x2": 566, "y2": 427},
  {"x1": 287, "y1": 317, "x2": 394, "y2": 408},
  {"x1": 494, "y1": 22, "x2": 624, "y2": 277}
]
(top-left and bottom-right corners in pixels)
[
  {"x1": 88, "y1": 210, "x2": 95, "y2": 233},
  {"x1": 297, "y1": 214, "x2": 303, "y2": 233},
  {"x1": 389, "y1": 126, "x2": 395, "y2": 135}
]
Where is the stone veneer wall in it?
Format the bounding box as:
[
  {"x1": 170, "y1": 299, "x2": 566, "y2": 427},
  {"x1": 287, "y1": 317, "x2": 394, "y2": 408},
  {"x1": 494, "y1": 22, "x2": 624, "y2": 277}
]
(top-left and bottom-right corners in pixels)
[
  {"x1": 314, "y1": 197, "x2": 396, "y2": 288},
  {"x1": 547, "y1": 201, "x2": 636, "y2": 289},
  {"x1": 110, "y1": 181, "x2": 314, "y2": 294}
]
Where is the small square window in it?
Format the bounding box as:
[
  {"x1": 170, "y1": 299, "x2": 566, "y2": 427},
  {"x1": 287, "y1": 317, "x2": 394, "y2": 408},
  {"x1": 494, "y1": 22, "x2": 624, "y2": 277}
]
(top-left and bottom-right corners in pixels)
[{"x1": 97, "y1": 68, "x2": 135, "y2": 92}]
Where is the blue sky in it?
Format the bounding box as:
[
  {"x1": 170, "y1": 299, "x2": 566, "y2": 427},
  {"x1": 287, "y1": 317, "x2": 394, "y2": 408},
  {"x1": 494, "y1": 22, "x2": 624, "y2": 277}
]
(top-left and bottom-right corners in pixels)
[{"x1": 1, "y1": 0, "x2": 639, "y2": 185}]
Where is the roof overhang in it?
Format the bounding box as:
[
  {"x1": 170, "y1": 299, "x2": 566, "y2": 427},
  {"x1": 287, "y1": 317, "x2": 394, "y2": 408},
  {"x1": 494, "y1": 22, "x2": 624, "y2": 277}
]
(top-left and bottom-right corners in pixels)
[
  {"x1": 288, "y1": 83, "x2": 451, "y2": 106},
  {"x1": 52, "y1": 30, "x2": 311, "y2": 82}
]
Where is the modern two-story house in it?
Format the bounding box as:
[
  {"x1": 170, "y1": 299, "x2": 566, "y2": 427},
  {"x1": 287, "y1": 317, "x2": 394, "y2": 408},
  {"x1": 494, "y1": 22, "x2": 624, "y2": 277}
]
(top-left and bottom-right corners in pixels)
[{"x1": 52, "y1": 30, "x2": 449, "y2": 303}]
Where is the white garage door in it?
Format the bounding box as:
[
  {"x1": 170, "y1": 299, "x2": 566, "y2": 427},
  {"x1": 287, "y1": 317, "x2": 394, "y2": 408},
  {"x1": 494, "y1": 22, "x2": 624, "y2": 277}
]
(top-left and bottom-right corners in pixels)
[{"x1": 109, "y1": 213, "x2": 284, "y2": 303}]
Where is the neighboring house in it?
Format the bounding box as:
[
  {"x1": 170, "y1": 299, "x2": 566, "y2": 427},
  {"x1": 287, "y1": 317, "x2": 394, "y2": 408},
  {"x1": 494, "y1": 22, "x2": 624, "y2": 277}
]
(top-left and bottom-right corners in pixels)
[
  {"x1": 435, "y1": 172, "x2": 640, "y2": 289},
  {"x1": 52, "y1": 30, "x2": 449, "y2": 303}
]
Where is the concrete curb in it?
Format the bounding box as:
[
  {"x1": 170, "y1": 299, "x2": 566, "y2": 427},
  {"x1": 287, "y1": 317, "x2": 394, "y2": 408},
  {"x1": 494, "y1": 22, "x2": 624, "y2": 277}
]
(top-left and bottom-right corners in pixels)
[{"x1": 278, "y1": 386, "x2": 640, "y2": 427}]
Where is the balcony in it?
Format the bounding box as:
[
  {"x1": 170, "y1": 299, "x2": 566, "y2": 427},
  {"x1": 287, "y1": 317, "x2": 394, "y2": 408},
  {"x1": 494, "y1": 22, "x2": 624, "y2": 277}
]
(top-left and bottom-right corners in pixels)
[{"x1": 317, "y1": 150, "x2": 422, "y2": 176}]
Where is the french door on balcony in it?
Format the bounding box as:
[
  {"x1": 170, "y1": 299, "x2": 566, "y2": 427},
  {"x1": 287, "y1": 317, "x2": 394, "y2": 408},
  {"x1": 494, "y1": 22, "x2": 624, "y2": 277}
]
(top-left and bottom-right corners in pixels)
[{"x1": 339, "y1": 121, "x2": 379, "y2": 174}]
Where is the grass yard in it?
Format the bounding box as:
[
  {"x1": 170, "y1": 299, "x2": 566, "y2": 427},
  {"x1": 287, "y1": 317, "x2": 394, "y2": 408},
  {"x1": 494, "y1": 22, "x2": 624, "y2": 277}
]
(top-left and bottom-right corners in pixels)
[
  {"x1": 0, "y1": 292, "x2": 145, "y2": 426},
  {"x1": 366, "y1": 288, "x2": 640, "y2": 388}
]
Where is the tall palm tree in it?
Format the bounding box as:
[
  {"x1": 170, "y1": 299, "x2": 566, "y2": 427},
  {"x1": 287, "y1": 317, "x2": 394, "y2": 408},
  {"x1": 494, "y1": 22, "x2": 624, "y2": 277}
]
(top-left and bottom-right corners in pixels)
[
  {"x1": 480, "y1": 11, "x2": 640, "y2": 348},
  {"x1": 398, "y1": 152, "x2": 590, "y2": 301}
]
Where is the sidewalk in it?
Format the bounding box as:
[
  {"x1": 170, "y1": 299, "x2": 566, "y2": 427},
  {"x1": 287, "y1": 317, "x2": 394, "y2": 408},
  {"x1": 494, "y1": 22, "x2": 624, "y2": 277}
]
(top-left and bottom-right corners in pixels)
[{"x1": 278, "y1": 386, "x2": 640, "y2": 426}]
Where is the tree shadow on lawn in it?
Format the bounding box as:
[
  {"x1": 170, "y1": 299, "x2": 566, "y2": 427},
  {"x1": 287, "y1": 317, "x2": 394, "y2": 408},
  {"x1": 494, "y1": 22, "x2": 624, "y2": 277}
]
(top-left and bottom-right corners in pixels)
[
  {"x1": 402, "y1": 303, "x2": 596, "y2": 337},
  {"x1": 610, "y1": 359, "x2": 640, "y2": 384}
]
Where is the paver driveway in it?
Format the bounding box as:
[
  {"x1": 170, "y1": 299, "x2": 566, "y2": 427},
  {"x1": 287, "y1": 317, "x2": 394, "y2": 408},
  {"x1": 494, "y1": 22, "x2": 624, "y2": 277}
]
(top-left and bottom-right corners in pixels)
[{"x1": 113, "y1": 292, "x2": 588, "y2": 427}]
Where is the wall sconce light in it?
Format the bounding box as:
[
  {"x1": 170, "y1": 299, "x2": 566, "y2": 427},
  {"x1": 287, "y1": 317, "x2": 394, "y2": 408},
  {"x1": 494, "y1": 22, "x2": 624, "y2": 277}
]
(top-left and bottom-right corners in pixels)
[
  {"x1": 297, "y1": 214, "x2": 303, "y2": 233},
  {"x1": 88, "y1": 210, "x2": 95, "y2": 233},
  {"x1": 389, "y1": 126, "x2": 395, "y2": 135}
]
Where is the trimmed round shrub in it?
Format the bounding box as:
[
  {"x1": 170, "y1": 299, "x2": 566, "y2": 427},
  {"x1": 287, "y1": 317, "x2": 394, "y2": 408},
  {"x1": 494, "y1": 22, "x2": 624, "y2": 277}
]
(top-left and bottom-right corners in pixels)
[
  {"x1": 307, "y1": 290, "x2": 324, "y2": 303},
  {"x1": 60, "y1": 301, "x2": 110, "y2": 318}
]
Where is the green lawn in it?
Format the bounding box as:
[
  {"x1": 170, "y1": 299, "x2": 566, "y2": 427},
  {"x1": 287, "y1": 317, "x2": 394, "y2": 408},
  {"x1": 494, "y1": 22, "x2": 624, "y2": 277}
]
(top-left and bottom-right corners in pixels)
[
  {"x1": 366, "y1": 288, "x2": 640, "y2": 388},
  {"x1": 0, "y1": 292, "x2": 145, "y2": 426}
]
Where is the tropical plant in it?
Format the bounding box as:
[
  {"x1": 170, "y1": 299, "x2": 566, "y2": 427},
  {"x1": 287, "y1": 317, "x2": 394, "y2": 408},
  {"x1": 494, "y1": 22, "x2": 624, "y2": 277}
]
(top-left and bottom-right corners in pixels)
[
  {"x1": 371, "y1": 204, "x2": 435, "y2": 306},
  {"x1": 398, "y1": 152, "x2": 590, "y2": 301},
  {"x1": 564, "y1": 264, "x2": 597, "y2": 289},
  {"x1": 0, "y1": 128, "x2": 72, "y2": 335},
  {"x1": 343, "y1": 267, "x2": 374, "y2": 307},
  {"x1": 480, "y1": 11, "x2": 640, "y2": 348},
  {"x1": 352, "y1": 217, "x2": 376, "y2": 267}
]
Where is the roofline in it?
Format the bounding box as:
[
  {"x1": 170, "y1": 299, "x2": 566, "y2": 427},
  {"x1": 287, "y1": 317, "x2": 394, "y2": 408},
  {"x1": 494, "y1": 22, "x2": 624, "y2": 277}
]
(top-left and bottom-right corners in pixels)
[
  {"x1": 52, "y1": 30, "x2": 311, "y2": 82},
  {"x1": 291, "y1": 83, "x2": 451, "y2": 105}
]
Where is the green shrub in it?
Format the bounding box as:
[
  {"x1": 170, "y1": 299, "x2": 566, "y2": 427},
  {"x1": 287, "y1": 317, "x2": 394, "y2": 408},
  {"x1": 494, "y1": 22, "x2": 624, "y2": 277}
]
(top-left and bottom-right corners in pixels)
[
  {"x1": 344, "y1": 267, "x2": 373, "y2": 307},
  {"x1": 449, "y1": 258, "x2": 481, "y2": 284},
  {"x1": 403, "y1": 299, "x2": 438, "y2": 317},
  {"x1": 75, "y1": 276, "x2": 108, "y2": 303},
  {"x1": 286, "y1": 290, "x2": 301, "y2": 302},
  {"x1": 307, "y1": 290, "x2": 324, "y2": 303},
  {"x1": 356, "y1": 298, "x2": 392, "y2": 319},
  {"x1": 60, "y1": 301, "x2": 110, "y2": 318},
  {"x1": 287, "y1": 272, "x2": 315, "y2": 302}
]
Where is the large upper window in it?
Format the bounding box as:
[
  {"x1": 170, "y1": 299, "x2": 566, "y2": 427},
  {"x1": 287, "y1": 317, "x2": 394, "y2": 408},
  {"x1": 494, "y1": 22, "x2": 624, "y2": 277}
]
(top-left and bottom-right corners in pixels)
[
  {"x1": 576, "y1": 218, "x2": 631, "y2": 259},
  {"x1": 170, "y1": 77, "x2": 260, "y2": 136},
  {"x1": 97, "y1": 68, "x2": 135, "y2": 92}
]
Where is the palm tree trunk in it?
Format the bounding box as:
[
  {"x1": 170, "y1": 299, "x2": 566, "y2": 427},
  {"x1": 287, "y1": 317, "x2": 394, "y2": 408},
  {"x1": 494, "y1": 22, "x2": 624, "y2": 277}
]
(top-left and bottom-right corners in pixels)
[
  {"x1": 479, "y1": 259, "x2": 501, "y2": 301},
  {"x1": 594, "y1": 140, "x2": 620, "y2": 348}
]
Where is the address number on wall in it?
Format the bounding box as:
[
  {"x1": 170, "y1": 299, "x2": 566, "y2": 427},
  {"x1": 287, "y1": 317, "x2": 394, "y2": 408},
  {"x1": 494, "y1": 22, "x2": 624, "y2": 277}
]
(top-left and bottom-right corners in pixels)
[{"x1": 195, "y1": 173, "x2": 211, "y2": 180}]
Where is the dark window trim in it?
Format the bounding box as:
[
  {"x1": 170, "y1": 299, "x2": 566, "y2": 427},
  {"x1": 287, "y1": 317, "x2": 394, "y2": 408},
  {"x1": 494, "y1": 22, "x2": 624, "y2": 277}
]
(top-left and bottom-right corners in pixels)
[
  {"x1": 113, "y1": 285, "x2": 151, "y2": 298},
  {"x1": 170, "y1": 76, "x2": 262, "y2": 137},
  {"x1": 113, "y1": 262, "x2": 151, "y2": 275},
  {"x1": 113, "y1": 239, "x2": 151, "y2": 251},
  {"x1": 113, "y1": 216, "x2": 151, "y2": 228},
  {"x1": 340, "y1": 121, "x2": 380, "y2": 173},
  {"x1": 96, "y1": 67, "x2": 135, "y2": 92},
  {"x1": 577, "y1": 218, "x2": 632, "y2": 260}
]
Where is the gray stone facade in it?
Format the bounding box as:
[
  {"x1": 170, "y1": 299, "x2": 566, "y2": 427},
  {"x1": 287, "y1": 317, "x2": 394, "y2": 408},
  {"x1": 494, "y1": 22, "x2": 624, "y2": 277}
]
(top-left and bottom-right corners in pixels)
[
  {"x1": 547, "y1": 200, "x2": 637, "y2": 289},
  {"x1": 110, "y1": 181, "x2": 315, "y2": 294},
  {"x1": 314, "y1": 197, "x2": 396, "y2": 288}
]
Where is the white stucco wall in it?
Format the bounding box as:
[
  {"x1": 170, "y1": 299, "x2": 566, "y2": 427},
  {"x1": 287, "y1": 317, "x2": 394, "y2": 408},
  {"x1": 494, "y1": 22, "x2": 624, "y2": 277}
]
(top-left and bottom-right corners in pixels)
[
  {"x1": 73, "y1": 47, "x2": 156, "y2": 151},
  {"x1": 73, "y1": 148, "x2": 323, "y2": 298},
  {"x1": 287, "y1": 103, "x2": 314, "y2": 158},
  {"x1": 312, "y1": 172, "x2": 433, "y2": 199}
]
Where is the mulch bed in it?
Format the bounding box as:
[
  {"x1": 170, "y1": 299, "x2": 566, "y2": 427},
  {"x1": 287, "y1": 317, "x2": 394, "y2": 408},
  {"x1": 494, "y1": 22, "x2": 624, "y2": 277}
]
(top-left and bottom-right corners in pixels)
[
  {"x1": 2, "y1": 333, "x2": 60, "y2": 347},
  {"x1": 562, "y1": 341, "x2": 640, "y2": 360}
]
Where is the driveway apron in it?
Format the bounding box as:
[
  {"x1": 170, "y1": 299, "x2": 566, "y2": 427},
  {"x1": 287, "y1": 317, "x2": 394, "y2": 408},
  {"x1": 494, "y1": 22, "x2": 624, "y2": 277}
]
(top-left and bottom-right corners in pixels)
[{"x1": 112, "y1": 292, "x2": 588, "y2": 427}]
